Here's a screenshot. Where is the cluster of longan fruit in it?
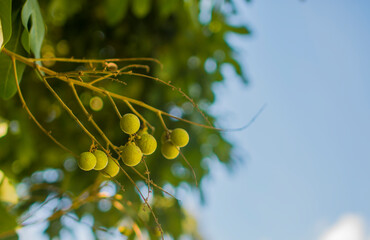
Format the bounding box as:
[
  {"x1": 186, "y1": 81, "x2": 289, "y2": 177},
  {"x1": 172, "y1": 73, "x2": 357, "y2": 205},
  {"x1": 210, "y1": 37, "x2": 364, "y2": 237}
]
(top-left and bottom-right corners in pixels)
[
  {"x1": 77, "y1": 113, "x2": 189, "y2": 177},
  {"x1": 78, "y1": 150, "x2": 120, "y2": 177},
  {"x1": 161, "y1": 128, "x2": 189, "y2": 159}
]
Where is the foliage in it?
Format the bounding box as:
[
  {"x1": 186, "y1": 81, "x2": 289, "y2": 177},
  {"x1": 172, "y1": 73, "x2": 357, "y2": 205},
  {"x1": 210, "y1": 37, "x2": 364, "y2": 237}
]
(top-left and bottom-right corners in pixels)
[{"x1": 0, "y1": 0, "x2": 250, "y2": 239}]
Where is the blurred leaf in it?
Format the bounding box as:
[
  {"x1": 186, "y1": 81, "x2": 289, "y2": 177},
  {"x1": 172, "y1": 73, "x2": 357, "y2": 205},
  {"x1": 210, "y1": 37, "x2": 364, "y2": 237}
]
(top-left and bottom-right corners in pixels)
[
  {"x1": 0, "y1": 17, "x2": 26, "y2": 100},
  {"x1": 48, "y1": 0, "x2": 83, "y2": 26},
  {"x1": 0, "y1": 170, "x2": 18, "y2": 204},
  {"x1": 21, "y1": 0, "x2": 45, "y2": 58},
  {"x1": 0, "y1": 203, "x2": 18, "y2": 235},
  {"x1": 0, "y1": 233, "x2": 18, "y2": 240},
  {"x1": 185, "y1": 0, "x2": 199, "y2": 26},
  {"x1": 158, "y1": 0, "x2": 179, "y2": 18},
  {"x1": 226, "y1": 25, "x2": 250, "y2": 34},
  {"x1": 104, "y1": 0, "x2": 129, "y2": 26},
  {"x1": 132, "y1": 0, "x2": 151, "y2": 18},
  {"x1": 0, "y1": 0, "x2": 12, "y2": 47}
]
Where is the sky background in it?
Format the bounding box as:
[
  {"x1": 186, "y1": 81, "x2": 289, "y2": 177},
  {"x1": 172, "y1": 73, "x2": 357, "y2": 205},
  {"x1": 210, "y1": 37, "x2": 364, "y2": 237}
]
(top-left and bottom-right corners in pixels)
[{"x1": 187, "y1": 0, "x2": 370, "y2": 240}]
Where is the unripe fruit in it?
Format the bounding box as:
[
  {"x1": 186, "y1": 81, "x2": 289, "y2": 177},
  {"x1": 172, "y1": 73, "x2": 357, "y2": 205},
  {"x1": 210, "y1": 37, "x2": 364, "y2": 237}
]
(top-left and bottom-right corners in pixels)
[
  {"x1": 136, "y1": 133, "x2": 157, "y2": 155},
  {"x1": 120, "y1": 113, "x2": 140, "y2": 135},
  {"x1": 106, "y1": 62, "x2": 118, "y2": 71},
  {"x1": 78, "y1": 152, "x2": 96, "y2": 171},
  {"x1": 102, "y1": 157, "x2": 120, "y2": 177},
  {"x1": 170, "y1": 128, "x2": 189, "y2": 147},
  {"x1": 93, "y1": 150, "x2": 108, "y2": 170},
  {"x1": 121, "y1": 142, "x2": 143, "y2": 166},
  {"x1": 161, "y1": 142, "x2": 179, "y2": 159}
]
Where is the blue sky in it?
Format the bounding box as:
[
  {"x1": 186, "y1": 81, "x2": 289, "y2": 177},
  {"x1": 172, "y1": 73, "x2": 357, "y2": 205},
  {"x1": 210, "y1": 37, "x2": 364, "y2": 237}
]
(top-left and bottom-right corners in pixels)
[{"x1": 191, "y1": 1, "x2": 370, "y2": 240}]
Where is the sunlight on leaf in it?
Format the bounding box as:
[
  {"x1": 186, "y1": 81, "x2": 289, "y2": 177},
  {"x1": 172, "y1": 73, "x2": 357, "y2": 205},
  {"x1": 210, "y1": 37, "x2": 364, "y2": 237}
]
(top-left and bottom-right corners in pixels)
[{"x1": 21, "y1": 0, "x2": 45, "y2": 58}]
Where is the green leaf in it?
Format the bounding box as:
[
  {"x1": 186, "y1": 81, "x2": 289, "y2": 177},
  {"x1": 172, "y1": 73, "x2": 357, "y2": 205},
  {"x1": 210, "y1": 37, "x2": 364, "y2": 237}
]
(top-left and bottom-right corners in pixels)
[
  {"x1": 132, "y1": 0, "x2": 151, "y2": 18},
  {"x1": 21, "y1": 28, "x2": 30, "y2": 53},
  {"x1": 0, "y1": 19, "x2": 26, "y2": 100},
  {"x1": 184, "y1": 0, "x2": 199, "y2": 27},
  {"x1": 104, "y1": 0, "x2": 129, "y2": 26},
  {"x1": 0, "y1": 203, "x2": 18, "y2": 235},
  {"x1": 0, "y1": 0, "x2": 12, "y2": 47},
  {"x1": 21, "y1": 0, "x2": 45, "y2": 58}
]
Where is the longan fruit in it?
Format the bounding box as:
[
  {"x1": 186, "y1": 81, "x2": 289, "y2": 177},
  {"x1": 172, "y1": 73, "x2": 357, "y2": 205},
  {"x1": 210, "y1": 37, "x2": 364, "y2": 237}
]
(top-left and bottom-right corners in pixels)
[
  {"x1": 101, "y1": 157, "x2": 120, "y2": 177},
  {"x1": 161, "y1": 142, "x2": 179, "y2": 159},
  {"x1": 78, "y1": 152, "x2": 96, "y2": 171},
  {"x1": 136, "y1": 133, "x2": 157, "y2": 155},
  {"x1": 106, "y1": 62, "x2": 118, "y2": 71},
  {"x1": 121, "y1": 142, "x2": 143, "y2": 166},
  {"x1": 120, "y1": 113, "x2": 140, "y2": 135},
  {"x1": 170, "y1": 128, "x2": 189, "y2": 147},
  {"x1": 93, "y1": 150, "x2": 108, "y2": 170}
]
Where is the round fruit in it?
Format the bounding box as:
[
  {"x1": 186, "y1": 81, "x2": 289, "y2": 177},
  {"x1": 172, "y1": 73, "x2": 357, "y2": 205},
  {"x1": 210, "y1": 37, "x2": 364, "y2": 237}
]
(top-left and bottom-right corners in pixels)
[
  {"x1": 136, "y1": 133, "x2": 157, "y2": 155},
  {"x1": 170, "y1": 128, "x2": 189, "y2": 147},
  {"x1": 161, "y1": 142, "x2": 179, "y2": 159},
  {"x1": 102, "y1": 157, "x2": 120, "y2": 177},
  {"x1": 120, "y1": 113, "x2": 140, "y2": 135},
  {"x1": 93, "y1": 150, "x2": 108, "y2": 170},
  {"x1": 121, "y1": 142, "x2": 143, "y2": 166},
  {"x1": 106, "y1": 62, "x2": 118, "y2": 71},
  {"x1": 78, "y1": 152, "x2": 96, "y2": 171}
]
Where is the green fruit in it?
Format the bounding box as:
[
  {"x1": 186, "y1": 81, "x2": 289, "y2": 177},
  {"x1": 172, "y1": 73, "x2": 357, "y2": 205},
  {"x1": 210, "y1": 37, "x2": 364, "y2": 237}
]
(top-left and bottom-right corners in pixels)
[
  {"x1": 93, "y1": 150, "x2": 108, "y2": 170},
  {"x1": 170, "y1": 128, "x2": 189, "y2": 147},
  {"x1": 106, "y1": 62, "x2": 118, "y2": 71},
  {"x1": 136, "y1": 133, "x2": 157, "y2": 155},
  {"x1": 161, "y1": 142, "x2": 179, "y2": 159},
  {"x1": 120, "y1": 113, "x2": 140, "y2": 134},
  {"x1": 102, "y1": 157, "x2": 120, "y2": 177},
  {"x1": 121, "y1": 142, "x2": 143, "y2": 166},
  {"x1": 78, "y1": 152, "x2": 96, "y2": 171}
]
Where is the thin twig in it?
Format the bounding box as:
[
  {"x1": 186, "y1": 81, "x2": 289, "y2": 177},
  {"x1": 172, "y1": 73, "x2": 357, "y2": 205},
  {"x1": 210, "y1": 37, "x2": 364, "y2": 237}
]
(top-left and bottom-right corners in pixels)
[
  {"x1": 10, "y1": 57, "x2": 78, "y2": 157},
  {"x1": 141, "y1": 158, "x2": 152, "y2": 200},
  {"x1": 37, "y1": 68, "x2": 106, "y2": 152},
  {"x1": 3, "y1": 48, "x2": 221, "y2": 131},
  {"x1": 70, "y1": 83, "x2": 118, "y2": 153},
  {"x1": 29, "y1": 56, "x2": 162, "y2": 68},
  {"x1": 106, "y1": 93, "x2": 122, "y2": 118},
  {"x1": 157, "y1": 112, "x2": 168, "y2": 131},
  {"x1": 119, "y1": 71, "x2": 212, "y2": 127},
  {"x1": 179, "y1": 149, "x2": 198, "y2": 187}
]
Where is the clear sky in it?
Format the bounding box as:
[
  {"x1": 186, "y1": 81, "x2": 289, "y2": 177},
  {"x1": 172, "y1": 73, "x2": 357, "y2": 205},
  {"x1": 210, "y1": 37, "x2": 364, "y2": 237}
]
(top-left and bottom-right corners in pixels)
[{"x1": 190, "y1": 1, "x2": 370, "y2": 240}]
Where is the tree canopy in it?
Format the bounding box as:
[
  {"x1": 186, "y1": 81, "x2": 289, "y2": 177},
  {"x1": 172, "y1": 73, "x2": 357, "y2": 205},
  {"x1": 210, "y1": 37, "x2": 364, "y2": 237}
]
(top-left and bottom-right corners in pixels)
[{"x1": 0, "y1": 0, "x2": 250, "y2": 239}]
